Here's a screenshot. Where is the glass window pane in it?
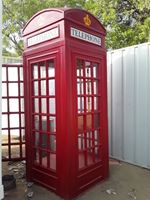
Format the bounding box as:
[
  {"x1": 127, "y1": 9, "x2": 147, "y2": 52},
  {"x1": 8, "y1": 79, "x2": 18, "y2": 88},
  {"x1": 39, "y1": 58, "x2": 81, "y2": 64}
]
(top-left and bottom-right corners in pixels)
[
  {"x1": 87, "y1": 132, "x2": 93, "y2": 149},
  {"x1": 35, "y1": 132, "x2": 39, "y2": 146},
  {"x1": 20, "y1": 82, "x2": 24, "y2": 96},
  {"x1": 8, "y1": 67, "x2": 18, "y2": 81},
  {"x1": 9, "y1": 83, "x2": 18, "y2": 96},
  {"x1": 49, "y1": 79, "x2": 55, "y2": 96},
  {"x1": 41, "y1": 98, "x2": 47, "y2": 113},
  {"x1": 33, "y1": 81, "x2": 38, "y2": 96},
  {"x1": 78, "y1": 97, "x2": 84, "y2": 113},
  {"x1": 78, "y1": 115, "x2": 84, "y2": 131},
  {"x1": 77, "y1": 59, "x2": 83, "y2": 77},
  {"x1": 2, "y1": 115, "x2": 8, "y2": 128},
  {"x1": 2, "y1": 130, "x2": 8, "y2": 144},
  {"x1": 10, "y1": 129, "x2": 19, "y2": 143},
  {"x1": 40, "y1": 64, "x2": 46, "y2": 78},
  {"x1": 42, "y1": 151, "x2": 48, "y2": 168},
  {"x1": 20, "y1": 67, "x2": 23, "y2": 81},
  {"x1": 34, "y1": 98, "x2": 39, "y2": 113},
  {"x1": 2, "y1": 99, "x2": 7, "y2": 113},
  {"x1": 94, "y1": 97, "x2": 98, "y2": 110},
  {"x1": 41, "y1": 133, "x2": 47, "y2": 148},
  {"x1": 85, "y1": 62, "x2": 91, "y2": 77},
  {"x1": 21, "y1": 114, "x2": 25, "y2": 127},
  {"x1": 78, "y1": 134, "x2": 85, "y2": 150},
  {"x1": 22, "y1": 144, "x2": 26, "y2": 157},
  {"x1": 34, "y1": 148, "x2": 39, "y2": 163},
  {"x1": 41, "y1": 80, "x2": 46, "y2": 96},
  {"x1": 10, "y1": 114, "x2": 19, "y2": 127},
  {"x1": 33, "y1": 64, "x2": 38, "y2": 79},
  {"x1": 34, "y1": 116, "x2": 39, "y2": 130},
  {"x1": 49, "y1": 98, "x2": 55, "y2": 114},
  {"x1": 41, "y1": 116, "x2": 47, "y2": 131},
  {"x1": 87, "y1": 150, "x2": 94, "y2": 166},
  {"x1": 93, "y1": 63, "x2": 99, "y2": 78},
  {"x1": 2, "y1": 67, "x2": 6, "y2": 81},
  {"x1": 94, "y1": 130, "x2": 99, "y2": 145},
  {"x1": 94, "y1": 113, "x2": 100, "y2": 129},
  {"x1": 77, "y1": 79, "x2": 84, "y2": 95},
  {"x1": 86, "y1": 114, "x2": 92, "y2": 129},
  {"x1": 2, "y1": 146, "x2": 8, "y2": 159},
  {"x1": 21, "y1": 98, "x2": 24, "y2": 112},
  {"x1": 11, "y1": 145, "x2": 20, "y2": 158},
  {"x1": 2, "y1": 83, "x2": 7, "y2": 96},
  {"x1": 86, "y1": 97, "x2": 92, "y2": 112},
  {"x1": 21, "y1": 129, "x2": 25, "y2": 142},
  {"x1": 94, "y1": 80, "x2": 99, "y2": 94},
  {"x1": 48, "y1": 60, "x2": 55, "y2": 77},
  {"x1": 9, "y1": 99, "x2": 19, "y2": 112},
  {"x1": 86, "y1": 79, "x2": 92, "y2": 95},
  {"x1": 49, "y1": 117, "x2": 56, "y2": 132},
  {"x1": 95, "y1": 146, "x2": 100, "y2": 160},
  {"x1": 50, "y1": 135, "x2": 56, "y2": 151}
]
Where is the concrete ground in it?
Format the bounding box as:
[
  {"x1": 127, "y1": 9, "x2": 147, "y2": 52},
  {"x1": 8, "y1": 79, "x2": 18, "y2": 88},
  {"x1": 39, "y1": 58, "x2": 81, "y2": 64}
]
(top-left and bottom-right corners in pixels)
[{"x1": 2, "y1": 160, "x2": 150, "y2": 200}]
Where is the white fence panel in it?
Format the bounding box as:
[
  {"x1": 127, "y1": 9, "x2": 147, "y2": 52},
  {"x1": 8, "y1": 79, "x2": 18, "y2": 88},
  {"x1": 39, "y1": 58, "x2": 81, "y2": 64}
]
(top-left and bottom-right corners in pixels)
[{"x1": 107, "y1": 42, "x2": 150, "y2": 168}]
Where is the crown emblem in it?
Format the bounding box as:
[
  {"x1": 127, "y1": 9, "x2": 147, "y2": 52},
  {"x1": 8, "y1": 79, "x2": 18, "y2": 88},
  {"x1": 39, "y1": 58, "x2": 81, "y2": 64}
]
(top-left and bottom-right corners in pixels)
[{"x1": 83, "y1": 14, "x2": 91, "y2": 27}]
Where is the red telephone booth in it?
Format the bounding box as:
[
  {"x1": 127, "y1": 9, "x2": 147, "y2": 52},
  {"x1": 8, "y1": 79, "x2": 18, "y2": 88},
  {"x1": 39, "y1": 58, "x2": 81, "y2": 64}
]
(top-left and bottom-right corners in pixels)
[{"x1": 23, "y1": 8, "x2": 108, "y2": 199}]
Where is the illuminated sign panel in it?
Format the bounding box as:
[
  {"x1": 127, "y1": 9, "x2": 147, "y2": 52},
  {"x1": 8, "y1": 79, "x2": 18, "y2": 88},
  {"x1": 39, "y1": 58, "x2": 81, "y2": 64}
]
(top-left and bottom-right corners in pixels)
[
  {"x1": 70, "y1": 27, "x2": 101, "y2": 46},
  {"x1": 27, "y1": 26, "x2": 59, "y2": 47}
]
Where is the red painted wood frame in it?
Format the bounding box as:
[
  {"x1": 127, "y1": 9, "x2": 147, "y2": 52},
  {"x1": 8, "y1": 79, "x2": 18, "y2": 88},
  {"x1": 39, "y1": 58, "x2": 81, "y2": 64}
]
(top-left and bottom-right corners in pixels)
[
  {"x1": 23, "y1": 8, "x2": 109, "y2": 200},
  {"x1": 24, "y1": 52, "x2": 60, "y2": 192},
  {"x1": 2, "y1": 64, "x2": 25, "y2": 161}
]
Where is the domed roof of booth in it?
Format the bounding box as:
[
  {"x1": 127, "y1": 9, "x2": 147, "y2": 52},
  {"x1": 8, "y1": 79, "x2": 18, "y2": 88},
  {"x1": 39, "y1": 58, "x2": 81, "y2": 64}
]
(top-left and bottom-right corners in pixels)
[{"x1": 23, "y1": 8, "x2": 106, "y2": 36}]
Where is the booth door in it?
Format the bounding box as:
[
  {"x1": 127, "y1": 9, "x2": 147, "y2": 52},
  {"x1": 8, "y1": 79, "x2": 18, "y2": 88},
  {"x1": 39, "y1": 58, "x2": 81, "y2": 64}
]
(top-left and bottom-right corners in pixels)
[
  {"x1": 76, "y1": 57, "x2": 103, "y2": 190},
  {"x1": 28, "y1": 56, "x2": 58, "y2": 190}
]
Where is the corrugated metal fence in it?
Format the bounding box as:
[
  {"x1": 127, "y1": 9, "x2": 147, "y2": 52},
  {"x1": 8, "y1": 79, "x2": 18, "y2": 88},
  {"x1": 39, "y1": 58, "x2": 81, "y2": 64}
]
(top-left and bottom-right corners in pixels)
[{"x1": 107, "y1": 42, "x2": 150, "y2": 169}]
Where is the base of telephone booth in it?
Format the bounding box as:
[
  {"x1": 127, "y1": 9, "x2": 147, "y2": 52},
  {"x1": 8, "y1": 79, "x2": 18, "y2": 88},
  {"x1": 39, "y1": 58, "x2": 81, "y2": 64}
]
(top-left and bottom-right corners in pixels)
[{"x1": 39, "y1": 152, "x2": 100, "y2": 171}]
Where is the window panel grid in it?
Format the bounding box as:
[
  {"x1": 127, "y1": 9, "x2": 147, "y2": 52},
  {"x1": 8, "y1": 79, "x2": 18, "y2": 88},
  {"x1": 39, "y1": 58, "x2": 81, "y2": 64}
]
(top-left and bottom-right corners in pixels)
[
  {"x1": 2, "y1": 65, "x2": 25, "y2": 161},
  {"x1": 77, "y1": 59, "x2": 102, "y2": 169},
  {"x1": 32, "y1": 60, "x2": 56, "y2": 170},
  {"x1": 78, "y1": 130, "x2": 101, "y2": 149}
]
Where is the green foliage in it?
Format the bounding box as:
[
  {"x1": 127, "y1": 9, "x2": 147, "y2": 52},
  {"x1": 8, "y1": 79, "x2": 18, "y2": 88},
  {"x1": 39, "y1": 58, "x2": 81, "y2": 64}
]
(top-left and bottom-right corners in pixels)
[
  {"x1": 2, "y1": 0, "x2": 150, "y2": 55},
  {"x1": 84, "y1": 0, "x2": 150, "y2": 49}
]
